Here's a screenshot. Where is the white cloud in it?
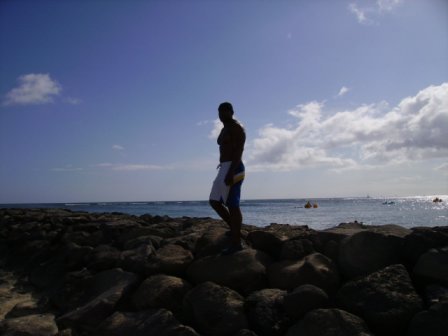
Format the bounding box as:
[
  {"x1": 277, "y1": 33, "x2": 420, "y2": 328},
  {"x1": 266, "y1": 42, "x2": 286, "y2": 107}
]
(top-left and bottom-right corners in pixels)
[
  {"x1": 377, "y1": 0, "x2": 403, "y2": 12},
  {"x1": 65, "y1": 97, "x2": 81, "y2": 105},
  {"x1": 349, "y1": 0, "x2": 403, "y2": 24},
  {"x1": 348, "y1": 3, "x2": 370, "y2": 24},
  {"x1": 247, "y1": 82, "x2": 448, "y2": 172},
  {"x1": 209, "y1": 119, "x2": 222, "y2": 139},
  {"x1": 3, "y1": 73, "x2": 62, "y2": 106},
  {"x1": 112, "y1": 145, "x2": 125, "y2": 151},
  {"x1": 337, "y1": 86, "x2": 350, "y2": 97},
  {"x1": 51, "y1": 164, "x2": 83, "y2": 172},
  {"x1": 435, "y1": 162, "x2": 448, "y2": 174},
  {"x1": 95, "y1": 163, "x2": 164, "y2": 171}
]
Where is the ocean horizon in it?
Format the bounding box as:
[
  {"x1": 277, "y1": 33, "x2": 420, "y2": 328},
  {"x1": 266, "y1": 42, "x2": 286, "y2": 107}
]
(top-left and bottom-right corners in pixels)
[{"x1": 1, "y1": 195, "x2": 447, "y2": 230}]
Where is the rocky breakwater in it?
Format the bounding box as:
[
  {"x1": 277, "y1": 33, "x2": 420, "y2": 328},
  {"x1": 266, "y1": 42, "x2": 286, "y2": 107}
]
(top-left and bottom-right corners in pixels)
[{"x1": 0, "y1": 208, "x2": 447, "y2": 336}]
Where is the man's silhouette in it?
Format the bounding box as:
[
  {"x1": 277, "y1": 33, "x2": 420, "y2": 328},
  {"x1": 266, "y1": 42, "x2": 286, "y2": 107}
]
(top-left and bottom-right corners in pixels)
[{"x1": 209, "y1": 102, "x2": 246, "y2": 254}]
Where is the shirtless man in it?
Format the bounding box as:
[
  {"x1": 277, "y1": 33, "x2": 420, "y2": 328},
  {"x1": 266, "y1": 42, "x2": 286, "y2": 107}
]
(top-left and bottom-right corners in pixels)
[{"x1": 209, "y1": 102, "x2": 246, "y2": 254}]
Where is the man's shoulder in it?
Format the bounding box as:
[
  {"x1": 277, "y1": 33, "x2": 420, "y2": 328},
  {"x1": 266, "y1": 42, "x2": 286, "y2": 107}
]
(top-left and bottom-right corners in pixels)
[{"x1": 231, "y1": 120, "x2": 245, "y2": 132}]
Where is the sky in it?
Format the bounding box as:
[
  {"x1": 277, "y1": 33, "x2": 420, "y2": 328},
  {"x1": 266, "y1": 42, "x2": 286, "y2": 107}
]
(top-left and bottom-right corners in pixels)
[{"x1": 0, "y1": 0, "x2": 447, "y2": 203}]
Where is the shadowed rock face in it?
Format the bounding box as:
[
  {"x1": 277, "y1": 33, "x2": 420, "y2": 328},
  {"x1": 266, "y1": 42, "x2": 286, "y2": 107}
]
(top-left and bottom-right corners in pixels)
[
  {"x1": 0, "y1": 209, "x2": 446, "y2": 336},
  {"x1": 337, "y1": 264, "x2": 423, "y2": 336},
  {"x1": 187, "y1": 248, "x2": 272, "y2": 295},
  {"x1": 338, "y1": 230, "x2": 404, "y2": 279},
  {"x1": 268, "y1": 253, "x2": 340, "y2": 293},
  {"x1": 286, "y1": 309, "x2": 374, "y2": 336},
  {"x1": 183, "y1": 281, "x2": 248, "y2": 336}
]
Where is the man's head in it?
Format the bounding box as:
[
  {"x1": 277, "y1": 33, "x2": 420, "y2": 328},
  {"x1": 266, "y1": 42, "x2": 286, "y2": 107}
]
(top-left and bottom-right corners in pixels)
[{"x1": 218, "y1": 102, "x2": 234, "y2": 122}]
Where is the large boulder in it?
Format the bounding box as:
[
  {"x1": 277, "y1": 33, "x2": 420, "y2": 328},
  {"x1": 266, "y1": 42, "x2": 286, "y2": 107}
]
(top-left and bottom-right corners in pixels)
[
  {"x1": 247, "y1": 230, "x2": 285, "y2": 259},
  {"x1": 337, "y1": 264, "x2": 423, "y2": 336},
  {"x1": 403, "y1": 226, "x2": 448, "y2": 264},
  {"x1": 268, "y1": 253, "x2": 339, "y2": 293},
  {"x1": 0, "y1": 314, "x2": 59, "y2": 336},
  {"x1": 286, "y1": 308, "x2": 373, "y2": 336},
  {"x1": 280, "y1": 238, "x2": 314, "y2": 260},
  {"x1": 63, "y1": 242, "x2": 94, "y2": 271},
  {"x1": 86, "y1": 245, "x2": 121, "y2": 271},
  {"x1": 194, "y1": 227, "x2": 230, "y2": 257},
  {"x1": 96, "y1": 309, "x2": 199, "y2": 336},
  {"x1": 408, "y1": 301, "x2": 448, "y2": 336},
  {"x1": 130, "y1": 274, "x2": 192, "y2": 316},
  {"x1": 413, "y1": 247, "x2": 448, "y2": 286},
  {"x1": 318, "y1": 223, "x2": 411, "y2": 244},
  {"x1": 57, "y1": 268, "x2": 139, "y2": 331},
  {"x1": 119, "y1": 244, "x2": 155, "y2": 274},
  {"x1": 283, "y1": 284, "x2": 329, "y2": 321},
  {"x1": 245, "y1": 288, "x2": 288, "y2": 336},
  {"x1": 338, "y1": 230, "x2": 404, "y2": 279},
  {"x1": 146, "y1": 244, "x2": 194, "y2": 276},
  {"x1": 186, "y1": 248, "x2": 272, "y2": 295},
  {"x1": 183, "y1": 282, "x2": 248, "y2": 336}
]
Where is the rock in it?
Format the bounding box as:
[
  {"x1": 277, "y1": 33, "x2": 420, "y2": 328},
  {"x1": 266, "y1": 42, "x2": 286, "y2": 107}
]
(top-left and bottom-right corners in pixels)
[
  {"x1": 318, "y1": 222, "x2": 411, "y2": 244},
  {"x1": 29, "y1": 256, "x2": 65, "y2": 289},
  {"x1": 422, "y1": 284, "x2": 448, "y2": 306},
  {"x1": 283, "y1": 284, "x2": 329, "y2": 320},
  {"x1": 234, "y1": 329, "x2": 259, "y2": 336},
  {"x1": 130, "y1": 274, "x2": 192, "y2": 315},
  {"x1": 123, "y1": 235, "x2": 161, "y2": 250},
  {"x1": 48, "y1": 268, "x2": 92, "y2": 312},
  {"x1": 96, "y1": 309, "x2": 199, "y2": 336},
  {"x1": 0, "y1": 313, "x2": 58, "y2": 336},
  {"x1": 183, "y1": 281, "x2": 248, "y2": 336},
  {"x1": 163, "y1": 232, "x2": 202, "y2": 252},
  {"x1": 268, "y1": 253, "x2": 339, "y2": 293},
  {"x1": 280, "y1": 239, "x2": 314, "y2": 260},
  {"x1": 87, "y1": 245, "x2": 121, "y2": 271},
  {"x1": 186, "y1": 248, "x2": 272, "y2": 295},
  {"x1": 119, "y1": 244, "x2": 155, "y2": 274},
  {"x1": 194, "y1": 227, "x2": 230, "y2": 257},
  {"x1": 337, "y1": 264, "x2": 423, "y2": 336},
  {"x1": 247, "y1": 230, "x2": 285, "y2": 259},
  {"x1": 63, "y1": 230, "x2": 104, "y2": 247},
  {"x1": 263, "y1": 223, "x2": 312, "y2": 240},
  {"x1": 63, "y1": 242, "x2": 94, "y2": 271},
  {"x1": 245, "y1": 288, "x2": 288, "y2": 336},
  {"x1": 407, "y1": 301, "x2": 448, "y2": 336},
  {"x1": 338, "y1": 230, "x2": 404, "y2": 279},
  {"x1": 286, "y1": 308, "x2": 373, "y2": 336},
  {"x1": 146, "y1": 244, "x2": 194, "y2": 276},
  {"x1": 57, "y1": 268, "x2": 139, "y2": 331},
  {"x1": 413, "y1": 247, "x2": 448, "y2": 286},
  {"x1": 5, "y1": 300, "x2": 44, "y2": 318},
  {"x1": 403, "y1": 226, "x2": 448, "y2": 264}
]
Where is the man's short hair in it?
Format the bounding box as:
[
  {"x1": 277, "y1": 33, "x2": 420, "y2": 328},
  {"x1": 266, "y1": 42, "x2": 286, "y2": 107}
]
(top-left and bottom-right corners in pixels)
[{"x1": 218, "y1": 102, "x2": 234, "y2": 115}]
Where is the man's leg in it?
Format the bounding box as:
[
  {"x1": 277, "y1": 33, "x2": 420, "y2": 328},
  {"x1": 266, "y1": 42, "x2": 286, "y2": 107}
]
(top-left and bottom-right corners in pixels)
[
  {"x1": 228, "y1": 206, "x2": 242, "y2": 247},
  {"x1": 209, "y1": 200, "x2": 231, "y2": 225}
]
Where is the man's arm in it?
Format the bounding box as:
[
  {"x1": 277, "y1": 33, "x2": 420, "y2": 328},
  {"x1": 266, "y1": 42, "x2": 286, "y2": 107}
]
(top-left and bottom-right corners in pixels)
[{"x1": 225, "y1": 125, "x2": 245, "y2": 185}]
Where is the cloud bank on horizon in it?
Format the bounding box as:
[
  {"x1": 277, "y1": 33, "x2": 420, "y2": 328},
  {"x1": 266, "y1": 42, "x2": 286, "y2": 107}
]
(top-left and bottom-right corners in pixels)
[{"x1": 246, "y1": 82, "x2": 448, "y2": 173}]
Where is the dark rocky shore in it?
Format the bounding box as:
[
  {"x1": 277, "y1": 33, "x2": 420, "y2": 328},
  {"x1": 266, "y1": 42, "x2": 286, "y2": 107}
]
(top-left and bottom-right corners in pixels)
[{"x1": 0, "y1": 208, "x2": 447, "y2": 336}]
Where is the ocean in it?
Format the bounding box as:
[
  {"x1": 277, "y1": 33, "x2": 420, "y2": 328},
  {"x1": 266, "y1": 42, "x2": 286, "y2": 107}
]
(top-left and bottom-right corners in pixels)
[{"x1": 1, "y1": 196, "x2": 447, "y2": 230}]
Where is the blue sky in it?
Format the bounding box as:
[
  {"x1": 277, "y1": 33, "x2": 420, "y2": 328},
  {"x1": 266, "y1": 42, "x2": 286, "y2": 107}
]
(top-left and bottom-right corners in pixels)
[{"x1": 1, "y1": 0, "x2": 447, "y2": 203}]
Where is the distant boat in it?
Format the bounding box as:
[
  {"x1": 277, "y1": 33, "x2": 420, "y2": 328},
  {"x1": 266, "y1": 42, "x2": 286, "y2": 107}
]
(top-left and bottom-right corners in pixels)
[
  {"x1": 304, "y1": 201, "x2": 318, "y2": 209},
  {"x1": 383, "y1": 201, "x2": 395, "y2": 205},
  {"x1": 433, "y1": 197, "x2": 443, "y2": 203}
]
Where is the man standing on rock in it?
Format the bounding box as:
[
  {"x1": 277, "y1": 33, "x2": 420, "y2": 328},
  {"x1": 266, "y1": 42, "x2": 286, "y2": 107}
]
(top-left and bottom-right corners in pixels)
[{"x1": 209, "y1": 102, "x2": 246, "y2": 255}]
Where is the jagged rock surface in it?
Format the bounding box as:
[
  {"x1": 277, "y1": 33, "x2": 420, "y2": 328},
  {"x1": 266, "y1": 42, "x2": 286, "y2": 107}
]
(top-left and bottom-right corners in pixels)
[{"x1": 0, "y1": 209, "x2": 447, "y2": 336}]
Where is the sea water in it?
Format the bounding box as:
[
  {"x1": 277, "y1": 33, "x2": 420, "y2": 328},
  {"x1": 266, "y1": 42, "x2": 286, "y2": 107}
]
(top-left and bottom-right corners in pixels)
[{"x1": 1, "y1": 196, "x2": 447, "y2": 230}]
